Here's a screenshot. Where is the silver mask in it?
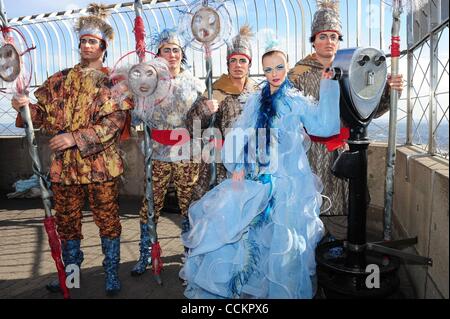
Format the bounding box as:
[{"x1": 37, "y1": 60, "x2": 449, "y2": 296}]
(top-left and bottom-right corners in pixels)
[
  {"x1": 128, "y1": 63, "x2": 159, "y2": 98},
  {"x1": 0, "y1": 43, "x2": 21, "y2": 82},
  {"x1": 191, "y1": 7, "x2": 221, "y2": 44}
]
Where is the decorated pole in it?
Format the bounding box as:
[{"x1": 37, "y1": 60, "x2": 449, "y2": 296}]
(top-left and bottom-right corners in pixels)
[
  {"x1": 195, "y1": 1, "x2": 219, "y2": 187},
  {"x1": 0, "y1": 0, "x2": 69, "y2": 299},
  {"x1": 180, "y1": 0, "x2": 232, "y2": 189},
  {"x1": 383, "y1": 0, "x2": 403, "y2": 241},
  {"x1": 205, "y1": 44, "x2": 216, "y2": 187},
  {"x1": 133, "y1": 0, "x2": 162, "y2": 285}
]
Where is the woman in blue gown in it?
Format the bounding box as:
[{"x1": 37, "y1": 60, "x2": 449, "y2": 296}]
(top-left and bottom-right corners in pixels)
[{"x1": 179, "y1": 45, "x2": 341, "y2": 299}]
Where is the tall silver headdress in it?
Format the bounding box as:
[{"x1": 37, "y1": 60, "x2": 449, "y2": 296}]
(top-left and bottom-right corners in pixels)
[{"x1": 311, "y1": 0, "x2": 342, "y2": 37}]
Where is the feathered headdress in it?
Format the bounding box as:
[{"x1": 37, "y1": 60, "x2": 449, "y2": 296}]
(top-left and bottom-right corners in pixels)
[
  {"x1": 260, "y1": 31, "x2": 287, "y2": 60},
  {"x1": 148, "y1": 28, "x2": 184, "y2": 53},
  {"x1": 311, "y1": 0, "x2": 342, "y2": 37},
  {"x1": 75, "y1": 3, "x2": 114, "y2": 43},
  {"x1": 317, "y1": 0, "x2": 339, "y2": 11},
  {"x1": 226, "y1": 24, "x2": 254, "y2": 62}
]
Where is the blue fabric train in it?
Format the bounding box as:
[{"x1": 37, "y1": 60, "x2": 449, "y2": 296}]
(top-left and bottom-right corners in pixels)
[{"x1": 180, "y1": 78, "x2": 340, "y2": 299}]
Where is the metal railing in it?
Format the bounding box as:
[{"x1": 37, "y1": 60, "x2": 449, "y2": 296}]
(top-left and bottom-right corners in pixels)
[
  {"x1": 406, "y1": 21, "x2": 449, "y2": 158},
  {"x1": 0, "y1": 0, "x2": 448, "y2": 160}
]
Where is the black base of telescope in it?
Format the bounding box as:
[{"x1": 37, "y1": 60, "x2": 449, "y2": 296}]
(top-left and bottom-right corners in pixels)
[
  {"x1": 316, "y1": 129, "x2": 399, "y2": 299},
  {"x1": 316, "y1": 240, "x2": 401, "y2": 299},
  {"x1": 315, "y1": 127, "x2": 431, "y2": 299}
]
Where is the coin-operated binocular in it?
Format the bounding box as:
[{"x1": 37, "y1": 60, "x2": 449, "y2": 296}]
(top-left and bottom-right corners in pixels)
[
  {"x1": 316, "y1": 48, "x2": 432, "y2": 298},
  {"x1": 330, "y1": 47, "x2": 387, "y2": 131}
]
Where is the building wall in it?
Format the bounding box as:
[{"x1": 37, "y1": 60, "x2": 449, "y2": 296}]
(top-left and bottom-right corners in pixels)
[
  {"x1": 391, "y1": 145, "x2": 449, "y2": 299},
  {"x1": 0, "y1": 132, "x2": 145, "y2": 196},
  {"x1": 0, "y1": 136, "x2": 448, "y2": 298},
  {"x1": 0, "y1": 136, "x2": 35, "y2": 190},
  {"x1": 366, "y1": 143, "x2": 448, "y2": 299}
]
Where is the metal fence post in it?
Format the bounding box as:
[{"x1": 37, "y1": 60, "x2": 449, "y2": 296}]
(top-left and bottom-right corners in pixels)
[
  {"x1": 428, "y1": 0, "x2": 440, "y2": 155},
  {"x1": 406, "y1": 50, "x2": 413, "y2": 145}
]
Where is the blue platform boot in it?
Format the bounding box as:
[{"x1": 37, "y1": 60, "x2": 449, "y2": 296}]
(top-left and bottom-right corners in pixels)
[
  {"x1": 130, "y1": 223, "x2": 152, "y2": 276},
  {"x1": 101, "y1": 237, "x2": 121, "y2": 296},
  {"x1": 180, "y1": 216, "x2": 190, "y2": 286},
  {"x1": 181, "y1": 215, "x2": 190, "y2": 256},
  {"x1": 46, "y1": 239, "x2": 84, "y2": 293}
]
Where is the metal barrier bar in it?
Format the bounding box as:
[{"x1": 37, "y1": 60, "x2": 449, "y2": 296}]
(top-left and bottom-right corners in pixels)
[
  {"x1": 429, "y1": 28, "x2": 438, "y2": 155},
  {"x1": 406, "y1": 50, "x2": 414, "y2": 145}
]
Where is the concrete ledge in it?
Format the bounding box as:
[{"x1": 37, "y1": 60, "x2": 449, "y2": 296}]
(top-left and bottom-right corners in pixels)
[
  {"x1": 347, "y1": 142, "x2": 448, "y2": 299},
  {"x1": 0, "y1": 131, "x2": 146, "y2": 197},
  {"x1": 0, "y1": 135, "x2": 35, "y2": 191}
]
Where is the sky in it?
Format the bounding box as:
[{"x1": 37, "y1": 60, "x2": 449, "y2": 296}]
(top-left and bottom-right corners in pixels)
[{"x1": 3, "y1": 0, "x2": 120, "y2": 19}]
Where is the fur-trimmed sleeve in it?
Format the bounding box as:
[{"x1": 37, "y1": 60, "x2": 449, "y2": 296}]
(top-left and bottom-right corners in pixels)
[{"x1": 186, "y1": 96, "x2": 214, "y2": 135}]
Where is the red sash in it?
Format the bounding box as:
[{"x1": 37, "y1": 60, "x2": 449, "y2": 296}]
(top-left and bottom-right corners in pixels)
[
  {"x1": 309, "y1": 127, "x2": 350, "y2": 152},
  {"x1": 151, "y1": 129, "x2": 191, "y2": 146}
]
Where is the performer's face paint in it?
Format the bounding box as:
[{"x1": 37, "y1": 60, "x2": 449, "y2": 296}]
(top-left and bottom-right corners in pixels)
[
  {"x1": 128, "y1": 63, "x2": 159, "y2": 98},
  {"x1": 228, "y1": 54, "x2": 250, "y2": 80},
  {"x1": 80, "y1": 36, "x2": 104, "y2": 62},
  {"x1": 159, "y1": 44, "x2": 182, "y2": 75},
  {"x1": 262, "y1": 52, "x2": 288, "y2": 94},
  {"x1": 313, "y1": 31, "x2": 340, "y2": 59}
]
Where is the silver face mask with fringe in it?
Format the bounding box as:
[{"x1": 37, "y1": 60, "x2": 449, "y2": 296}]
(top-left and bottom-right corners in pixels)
[
  {"x1": 110, "y1": 57, "x2": 173, "y2": 124},
  {"x1": 128, "y1": 63, "x2": 159, "y2": 98},
  {"x1": 0, "y1": 43, "x2": 21, "y2": 82},
  {"x1": 191, "y1": 7, "x2": 221, "y2": 44}
]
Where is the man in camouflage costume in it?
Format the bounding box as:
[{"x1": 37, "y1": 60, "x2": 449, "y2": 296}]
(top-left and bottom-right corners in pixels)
[
  {"x1": 130, "y1": 29, "x2": 206, "y2": 276},
  {"x1": 288, "y1": 0, "x2": 404, "y2": 240},
  {"x1": 186, "y1": 25, "x2": 258, "y2": 202},
  {"x1": 12, "y1": 4, "x2": 131, "y2": 296}
]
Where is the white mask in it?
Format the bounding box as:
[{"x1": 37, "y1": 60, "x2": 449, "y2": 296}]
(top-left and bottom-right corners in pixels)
[
  {"x1": 191, "y1": 7, "x2": 221, "y2": 43},
  {"x1": 0, "y1": 43, "x2": 21, "y2": 82},
  {"x1": 128, "y1": 63, "x2": 159, "y2": 98}
]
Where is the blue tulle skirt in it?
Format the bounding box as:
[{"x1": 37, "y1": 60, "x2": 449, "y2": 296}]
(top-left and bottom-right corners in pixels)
[
  {"x1": 179, "y1": 80, "x2": 340, "y2": 299},
  {"x1": 180, "y1": 168, "x2": 325, "y2": 299}
]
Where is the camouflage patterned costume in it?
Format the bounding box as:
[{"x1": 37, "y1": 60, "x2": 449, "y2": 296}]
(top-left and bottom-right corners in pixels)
[
  {"x1": 288, "y1": 53, "x2": 348, "y2": 219},
  {"x1": 138, "y1": 161, "x2": 199, "y2": 224},
  {"x1": 17, "y1": 64, "x2": 132, "y2": 240},
  {"x1": 53, "y1": 180, "x2": 121, "y2": 240},
  {"x1": 288, "y1": 53, "x2": 391, "y2": 239},
  {"x1": 186, "y1": 74, "x2": 258, "y2": 202},
  {"x1": 17, "y1": 4, "x2": 127, "y2": 295}
]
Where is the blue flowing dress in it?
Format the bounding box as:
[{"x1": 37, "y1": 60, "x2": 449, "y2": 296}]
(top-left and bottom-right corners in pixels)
[{"x1": 180, "y1": 79, "x2": 340, "y2": 299}]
